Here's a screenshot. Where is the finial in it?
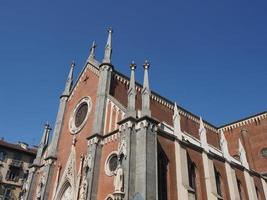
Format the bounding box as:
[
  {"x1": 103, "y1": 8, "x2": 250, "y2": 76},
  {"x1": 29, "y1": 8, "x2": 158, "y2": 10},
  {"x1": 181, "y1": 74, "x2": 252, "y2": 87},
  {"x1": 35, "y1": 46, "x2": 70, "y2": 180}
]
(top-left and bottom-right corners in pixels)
[
  {"x1": 103, "y1": 27, "x2": 113, "y2": 63},
  {"x1": 89, "y1": 41, "x2": 97, "y2": 59},
  {"x1": 130, "y1": 61, "x2": 137, "y2": 70},
  {"x1": 143, "y1": 60, "x2": 150, "y2": 69},
  {"x1": 141, "y1": 59, "x2": 151, "y2": 117},
  {"x1": 44, "y1": 122, "x2": 51, "y2": 131},
  {"x1": 71, "y1": 61, "x2": 75, "y2": 68},
  {"x1": 173, "y1": 102, "x2": 182, "y2": 140},
  {"x1": 108, "y1": 27, "x2": 113, "y2": 34}
]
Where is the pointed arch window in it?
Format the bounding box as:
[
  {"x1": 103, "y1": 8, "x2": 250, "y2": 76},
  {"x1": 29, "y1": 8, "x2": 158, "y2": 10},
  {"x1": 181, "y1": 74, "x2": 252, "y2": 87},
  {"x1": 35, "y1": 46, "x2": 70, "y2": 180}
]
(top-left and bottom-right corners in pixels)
[
  {"x1": 158, "y1": 144, "x2": 168, "y2": 200},
  {"x1": 214, "y1": 167, "x2": 223, "y2": 199},
  {"x1": 187, "y1": 154, "x2": 197, "y2": 197}
]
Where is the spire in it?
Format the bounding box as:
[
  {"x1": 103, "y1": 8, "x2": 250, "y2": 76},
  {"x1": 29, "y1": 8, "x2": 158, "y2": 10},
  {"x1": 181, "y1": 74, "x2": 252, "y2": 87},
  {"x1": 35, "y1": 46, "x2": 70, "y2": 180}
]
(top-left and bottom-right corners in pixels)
[
  {"x1": 239, "y1": 139, "x2": 249, "y2": 168},
  {"x1": 62, "y1": 61, "x2": 75, "y2": 97},
  {"x1": 173, "y1": 102, "x2": 182, "y2": 140},
  {"x1": 88, "y1": 41, "x2": 96, "y2": 60},
  {"x1": 103, "y1": 27, "x2": 113, "y2": 63},
  {"x1": 199, "y1": 117, "x2": 208, "y2": 151},
  {"x1": 41, "y1": 123, "x2": 51, "y2": 147},
  {"x1": 127, "y1": 61, "x2": 137, "y2": 118},
  {"x1": 34, "y1": 123, "x2": 51, "y2": 165},
  {"x1": 219, "y1": 130, "x2": 231, "y2": 160},
  {"x1": 141, "y1": 60, "x2": 151, "y2": 117}
]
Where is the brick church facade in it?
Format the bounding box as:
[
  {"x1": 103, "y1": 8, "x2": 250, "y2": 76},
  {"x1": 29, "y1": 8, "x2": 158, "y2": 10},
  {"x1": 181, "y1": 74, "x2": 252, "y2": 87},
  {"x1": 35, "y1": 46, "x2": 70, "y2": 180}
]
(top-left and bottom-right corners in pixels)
[{"x1": 22, "y1": 29, "x2": 267, "y2": 200}]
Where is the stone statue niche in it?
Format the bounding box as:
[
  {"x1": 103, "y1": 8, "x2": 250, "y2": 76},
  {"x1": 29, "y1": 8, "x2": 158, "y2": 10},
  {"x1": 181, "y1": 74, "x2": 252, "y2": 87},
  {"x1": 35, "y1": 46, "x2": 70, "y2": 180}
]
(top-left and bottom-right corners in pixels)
[{"x1": 113, "y1": 154, "x2": 125, "y2": 200}]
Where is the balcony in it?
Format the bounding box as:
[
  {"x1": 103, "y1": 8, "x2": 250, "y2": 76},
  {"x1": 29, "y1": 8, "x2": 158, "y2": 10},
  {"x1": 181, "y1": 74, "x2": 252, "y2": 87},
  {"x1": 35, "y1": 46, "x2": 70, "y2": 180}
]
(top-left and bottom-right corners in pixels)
[{"x1": 9, "y1": 160, "x2": 23, "y2": 168}]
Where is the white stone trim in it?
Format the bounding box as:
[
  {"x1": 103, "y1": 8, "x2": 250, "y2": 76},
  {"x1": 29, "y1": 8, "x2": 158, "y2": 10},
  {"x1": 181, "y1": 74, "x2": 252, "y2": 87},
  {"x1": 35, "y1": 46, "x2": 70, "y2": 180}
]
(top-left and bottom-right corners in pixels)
[
  {"x1": 244, "y1": 170, "x2": 258, "y2": 199},
  {"x1": 104, "y1": 194, "x2": 115, "y2": 200},
  {"x1": 261, "y1": 178, "x2": 267, "y2": 199},
  {"x1": 225, "y1": 162, "x2": 240, "y2": 200}
]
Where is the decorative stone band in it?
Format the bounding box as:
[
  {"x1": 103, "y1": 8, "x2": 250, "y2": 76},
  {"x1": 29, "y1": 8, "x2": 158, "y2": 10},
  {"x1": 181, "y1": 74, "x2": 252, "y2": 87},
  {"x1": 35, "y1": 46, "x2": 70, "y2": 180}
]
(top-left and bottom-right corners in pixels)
[
  {"x1": 113, "y1": 72, "x2": 217, "y2": 133},
  {"x1": 219, "y1": 112, "x2": 267, "y2": 132}
]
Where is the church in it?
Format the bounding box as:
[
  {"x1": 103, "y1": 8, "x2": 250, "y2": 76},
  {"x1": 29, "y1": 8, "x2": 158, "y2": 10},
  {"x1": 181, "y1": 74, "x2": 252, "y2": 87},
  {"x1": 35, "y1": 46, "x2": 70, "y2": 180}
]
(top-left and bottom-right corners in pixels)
[{"x1": 22, "y1": 29, "x2": 267, "y2": 200}]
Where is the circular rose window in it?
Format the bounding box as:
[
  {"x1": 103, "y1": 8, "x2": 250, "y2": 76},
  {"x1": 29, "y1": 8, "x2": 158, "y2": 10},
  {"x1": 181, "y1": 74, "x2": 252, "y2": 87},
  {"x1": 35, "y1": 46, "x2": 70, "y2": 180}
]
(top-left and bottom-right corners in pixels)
[
  {"x1": 75, "y1": 103, "x2": 88, "y2": 128},
  {"x1": 105, "y1": 152, "x2": 118, "y2": 176},
  {"x1": 69, "y1": 97, "x2": 92, "y2": 134}
]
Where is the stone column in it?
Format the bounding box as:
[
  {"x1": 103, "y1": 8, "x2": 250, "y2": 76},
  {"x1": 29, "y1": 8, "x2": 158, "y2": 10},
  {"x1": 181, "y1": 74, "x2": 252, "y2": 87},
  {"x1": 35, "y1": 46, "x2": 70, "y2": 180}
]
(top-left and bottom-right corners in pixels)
[
  {"x1": 117, "y1": 118, "x2": 136, "y2": 200},
  {"x1": 225, "y1": 163, "x2": 240, "y2": 200},
  {"x1": 174, "y1": 141, "x2": 189, "y2": 200},
  {"x1": 173, "y1": 103, "x2": 189, "y2": 200},
  {"x1": 133, "y1": 117, "x2": 159, "y2": 200},
  {"x1": 261, "y1": 178, "x2": 267, "y2": 199},
  {"x1": 202, "y1": 153, "x2": 217, "y2": 200},
  {"x1": 86, "y1": 136, "x2": 102, "y2": 200},
  {"x1": 243, "y1": 170, "x2": 257, "y2": 200},
  {"x1": 220, "y1": 130, "x2": 240, "y2": 200}
]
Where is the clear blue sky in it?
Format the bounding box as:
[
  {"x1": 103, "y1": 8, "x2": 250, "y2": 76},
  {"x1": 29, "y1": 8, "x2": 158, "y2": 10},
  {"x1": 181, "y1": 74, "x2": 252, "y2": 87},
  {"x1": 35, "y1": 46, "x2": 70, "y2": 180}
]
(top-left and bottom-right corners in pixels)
[{"x1": 0, "y1": 0, "x2": 267, "y2": 146}]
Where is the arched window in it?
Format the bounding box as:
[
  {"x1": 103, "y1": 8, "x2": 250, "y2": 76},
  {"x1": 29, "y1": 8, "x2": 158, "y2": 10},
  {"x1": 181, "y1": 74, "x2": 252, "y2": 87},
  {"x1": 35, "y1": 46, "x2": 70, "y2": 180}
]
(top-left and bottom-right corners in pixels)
[
  {"x1": 214, "y1": 167, "x2": 223, "y2": 199},
  {"x1": 187, "y1": 155, "x2": 196, "y2": 191},
  {"x1": 187, "y1": 154, "x2": 197, "y2": 199},
  {"x1": 158, "y1": 144, "x2": 168, "y2": 200},
  {"x1": 0, "y1": 151, "x2": 6, "y2": 161}
]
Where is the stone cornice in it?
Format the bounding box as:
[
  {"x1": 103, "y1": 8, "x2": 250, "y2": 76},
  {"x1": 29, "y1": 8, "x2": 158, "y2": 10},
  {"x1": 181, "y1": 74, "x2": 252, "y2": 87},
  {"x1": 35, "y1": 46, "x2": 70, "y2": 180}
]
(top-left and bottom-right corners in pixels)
[{"x1": 219, "y1": 112, "x2": 267, "y2": 132}]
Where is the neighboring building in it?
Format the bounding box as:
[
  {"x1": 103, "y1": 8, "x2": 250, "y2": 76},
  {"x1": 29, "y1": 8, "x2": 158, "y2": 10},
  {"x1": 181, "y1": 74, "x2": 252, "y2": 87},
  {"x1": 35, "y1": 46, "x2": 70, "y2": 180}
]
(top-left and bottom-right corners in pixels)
[
  {"x1": 0, "y1": 139, "x2": 36, "y2": 200},
  {"x1": 23, "y1": 29, "x2": 267, "y2": 200}
]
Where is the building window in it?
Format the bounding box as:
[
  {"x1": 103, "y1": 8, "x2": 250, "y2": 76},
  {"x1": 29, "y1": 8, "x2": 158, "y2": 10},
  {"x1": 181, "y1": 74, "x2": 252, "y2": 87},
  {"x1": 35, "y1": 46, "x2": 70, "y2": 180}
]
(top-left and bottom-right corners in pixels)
[
  {"x1": 0, "y1": 151, "x2": 6, "y2": 161},
  {"x1": 6, "y1": 167, "x2": 20, "y2": 182},
  {"x1": 261, "y1": 148, "x2": 267, "y2": 157},
  {"x1": 214, "y1": 167, "x2": 223, "y2": 199},
  {"x1": 3, "y1": 187, "x2": 12, "y2": 199},
  {"x1": 105, "y1": 152, "x2": 118, "y2": 176},
  {"x1": 13, "y1": 153, "x2": 22, "y2": 161},
  {"x1": 187, "y1": 154, "x2": 197, "y2": 199},
  {"x1": 158, "y1": 144, "x2": 168, "y2": 200}
]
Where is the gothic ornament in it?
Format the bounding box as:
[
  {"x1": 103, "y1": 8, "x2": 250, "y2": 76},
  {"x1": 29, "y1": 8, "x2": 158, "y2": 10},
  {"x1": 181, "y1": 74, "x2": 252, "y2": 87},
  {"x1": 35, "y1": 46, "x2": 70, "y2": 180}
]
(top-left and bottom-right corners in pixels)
[{"x1": 118, "y1": 133, "x2": 127, "y2": 159}]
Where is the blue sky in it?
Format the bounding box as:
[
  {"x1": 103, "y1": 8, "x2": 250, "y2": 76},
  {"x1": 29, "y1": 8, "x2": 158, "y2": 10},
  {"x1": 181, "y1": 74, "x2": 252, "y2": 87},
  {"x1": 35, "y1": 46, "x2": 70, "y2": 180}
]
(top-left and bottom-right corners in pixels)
[{"x1": 0, "y1": 0, "x2": 267, "y2": 145}]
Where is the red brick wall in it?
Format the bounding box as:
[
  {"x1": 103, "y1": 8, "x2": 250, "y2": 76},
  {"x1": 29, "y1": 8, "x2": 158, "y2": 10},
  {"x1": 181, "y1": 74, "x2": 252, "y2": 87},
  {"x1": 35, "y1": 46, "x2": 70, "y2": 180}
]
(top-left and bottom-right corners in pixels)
[
  {"x1": 235, "y1": 168, "x2": 249, "y2": 200},
  {"x1": 96, "y1": 139, "x2": 119, "y2": 200},
  {"x1": 213, "y1": 159, "x2": 231, "y2": 199},
  {"x1": 158, "y1": 135, "x2": 178, "y2": 200},
  {"x1": 187, "y1": 148, "x2": 208, "y2": 200},
  {"x1": 47, "y1": 65, "x2": 99, "y2": 197},
  {"x1": 224, "y1": 117, "x2": 267, "y2": 173}
]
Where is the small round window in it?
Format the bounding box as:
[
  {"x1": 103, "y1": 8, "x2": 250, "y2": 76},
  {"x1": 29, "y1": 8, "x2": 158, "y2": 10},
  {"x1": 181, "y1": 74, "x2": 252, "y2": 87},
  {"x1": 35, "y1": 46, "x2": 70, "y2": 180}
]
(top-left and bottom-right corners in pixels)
[
  {"x1": 105, "y1": 152, "x2": 118, "y2": 176},
  {"x1": 69, "y1": 96, "x2": 92, "y2": 134},
  {"x1": 75, "y1": 103, "x2": 88, "y2": 127},
  {"x1": 261, "y1": 148, "x2": 267, "y2": 157}
]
